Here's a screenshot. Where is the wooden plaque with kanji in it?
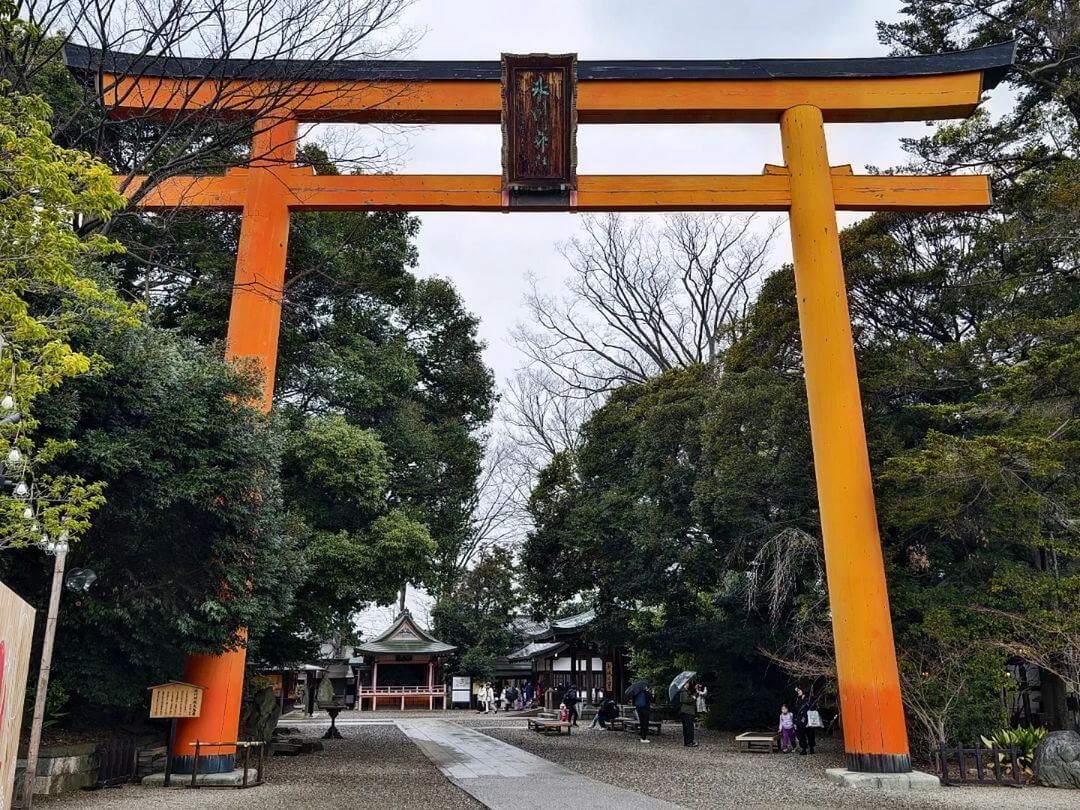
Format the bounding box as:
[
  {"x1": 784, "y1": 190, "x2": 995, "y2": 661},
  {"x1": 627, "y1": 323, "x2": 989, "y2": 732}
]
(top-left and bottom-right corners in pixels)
[
  {"x1": 501, "y1": 53, "x2": 577, "y2": 191},
  {"x1": 148, "y1": 681, "x2": 205, "y2": 719}
]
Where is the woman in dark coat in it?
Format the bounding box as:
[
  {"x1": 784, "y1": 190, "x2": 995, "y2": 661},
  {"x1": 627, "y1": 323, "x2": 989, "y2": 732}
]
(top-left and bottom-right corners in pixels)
[{"x1": 793, "y1": 685, "x2": 817, "y2": 755}]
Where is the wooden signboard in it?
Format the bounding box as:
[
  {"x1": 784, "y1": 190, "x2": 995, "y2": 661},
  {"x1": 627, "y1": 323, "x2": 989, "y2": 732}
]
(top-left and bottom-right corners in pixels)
[
  {"x1": 148, "y1": 681, "x2": 205, "y2": 719},
  {"x1": 501, "y1": 53, "x2": 577, "y2": 192},
  {"x1": 148, "y1": 681, "x2": 205, "y2": 786},
  {"x1": 0, "y1": 581, "x2": 35, "y2": 810}
]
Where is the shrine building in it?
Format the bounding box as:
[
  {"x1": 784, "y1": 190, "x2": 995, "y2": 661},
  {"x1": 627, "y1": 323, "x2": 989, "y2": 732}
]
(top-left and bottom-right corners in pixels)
[
  {"x1": 508, "y1": 609, "x2": 628, "y2": 705},
  {"x1": 354, "y1": 610, "x2": 455, "y2": 710}
]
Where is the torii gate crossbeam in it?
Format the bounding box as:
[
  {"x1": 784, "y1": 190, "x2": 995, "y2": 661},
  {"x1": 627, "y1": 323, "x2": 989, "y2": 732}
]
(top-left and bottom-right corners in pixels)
[{"x1": 64, "y1": 41, "x2": 1014, "y2": 780}]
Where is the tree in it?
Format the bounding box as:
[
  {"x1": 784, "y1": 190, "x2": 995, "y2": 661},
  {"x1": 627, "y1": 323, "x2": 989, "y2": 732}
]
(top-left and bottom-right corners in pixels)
[
  {"x1": 507, "y1": 213, "x2": 775, "y2": 473},
  {"x1": 431, "y1": 547, "x2": 519, "y2": 681},
  {"x1": 3, "y1": 1, "x2": 493, "y2": 720},
  {"x1": 515, "y1": 214, "x2": 775, "y2": 396},
  {"x1": 520, "y1": 363, "x2": 798, "y2": 726},
  {"x1": 3, "y1": 0, "x2": 417, "y2": 223},
  {"x1": 129, "y1": 144, "x2": 496, "y2": 596},
  {"x1": 0, "y1": 325, "x2": 297, "y2": 713},
  {"x1": 0, "y1": 47, "x2": 138, "y2": 551},
  {"x1": 879, "y1": 1, "x2": 1080, "y2": 126},
  {"x1": 255, "y1": 414, "x2": 435, "y2": 665}
]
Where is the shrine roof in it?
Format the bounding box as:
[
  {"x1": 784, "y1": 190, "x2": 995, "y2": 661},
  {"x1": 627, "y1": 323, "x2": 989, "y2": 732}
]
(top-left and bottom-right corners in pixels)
[
  {"x1": 528, "y1": 608, "x2": 597, "y2": 642},
  {"x1": 507, "y1": 641, "x2": 566, "y2": 661},
  {"x1": 354, "y1": 609, "x2": 455, "y2": 656},
  {"x1": 62, "y1": 41, "x2": 1014, "y2": 90}
]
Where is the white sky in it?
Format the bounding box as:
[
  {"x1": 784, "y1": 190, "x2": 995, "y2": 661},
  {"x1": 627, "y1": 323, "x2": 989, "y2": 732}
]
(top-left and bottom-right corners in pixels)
[
  {"x1": 352, "y1": 0, "x2": 1007, "y2": 636},
  {"x1": 382, "y1": 0, "x2": 946, "y2": 391}
]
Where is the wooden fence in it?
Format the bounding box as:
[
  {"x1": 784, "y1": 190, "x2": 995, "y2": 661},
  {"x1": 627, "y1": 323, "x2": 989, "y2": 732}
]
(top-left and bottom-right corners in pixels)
[{"x1": 936, "y1": 742, "x2": 1024, "y2": 787}]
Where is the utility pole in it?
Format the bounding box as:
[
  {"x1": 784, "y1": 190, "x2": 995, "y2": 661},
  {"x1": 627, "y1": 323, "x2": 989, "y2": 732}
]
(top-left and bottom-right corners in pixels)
[{"x1": 21, "y1": 537, "x2": 68, "y2": 808}]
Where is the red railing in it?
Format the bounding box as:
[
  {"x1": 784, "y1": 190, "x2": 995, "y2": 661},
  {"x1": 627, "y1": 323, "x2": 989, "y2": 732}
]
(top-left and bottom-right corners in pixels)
[
  {"x1": 357, "y1": 685, "x2": 446, "y2": 695},
  {"x1": 357, "y1": 685, "x2": 448, "y2": 710}
]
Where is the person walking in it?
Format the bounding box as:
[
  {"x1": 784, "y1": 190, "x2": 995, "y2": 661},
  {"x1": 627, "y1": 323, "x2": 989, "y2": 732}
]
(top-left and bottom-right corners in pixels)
[
  {"x1": 793, "y1": 685, "x2": 818, "y2": 755},
  {"x1": 778, "y1": 704, "x2": 796, "y2": 752},
  {"x1": 695, "y1": 683, "x2": 708, "y2": 716},
  {"x1": 678, "y1": 681, "x2": 699, "y2": 747},
  {"x1": 482, "y1": 682, "x2": 495, "y2": 714},
  {"x1": 563, "y1": 683, "x2": 581, "y2": 726},
  {"x1": 633, "y1": 685, "x2": 653, "y2": 743}
]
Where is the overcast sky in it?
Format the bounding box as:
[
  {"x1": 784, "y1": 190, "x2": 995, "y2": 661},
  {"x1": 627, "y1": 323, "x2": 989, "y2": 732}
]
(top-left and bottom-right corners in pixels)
[
  {"x1": 379, "y1": 0, "x2": 942, "y2": 395},
  {"x1": 353, "y1": 0, "x2": 1001, "y2": 636}
]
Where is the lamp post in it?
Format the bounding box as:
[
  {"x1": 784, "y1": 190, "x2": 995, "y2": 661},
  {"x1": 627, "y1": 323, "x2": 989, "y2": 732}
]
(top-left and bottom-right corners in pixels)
[{"x1": 21, "y1": 532, "x2": 69, "y2": 809}]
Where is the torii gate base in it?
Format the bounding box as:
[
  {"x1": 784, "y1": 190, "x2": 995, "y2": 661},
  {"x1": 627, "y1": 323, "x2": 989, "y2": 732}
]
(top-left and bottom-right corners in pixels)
[{"x1": 65, "y1": 41, "x2": 1014, "y2": 781}]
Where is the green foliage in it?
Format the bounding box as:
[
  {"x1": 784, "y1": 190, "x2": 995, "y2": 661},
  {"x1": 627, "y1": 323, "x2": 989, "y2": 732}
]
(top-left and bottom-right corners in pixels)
[
  {"x1": 431, "y1": 547, "x2": 519, "y2": 678},
  {"x1": 7, "y1": 62, "x2": 494, "y2": 682},
  {"x1": 522, "y1": 364, "x2": 799, "y2": 727},
  {"x1": 981, "y1": 726, "x2": 1047, "y2": 772},
  {"x1": 0, "y1": 78, "x2": 138, "y2": 549},
  {"x1": 258, "y1": 416, "x2": 435, "y2": 664},
  {"x1": 285, "y1": 415, "x2": 389, "y2": 517},
  {"x1": 1, "y1": 325, "x2": 298, "y2": 712},
  {"x1": 127, "y1": 148, "x2": 494, "y2": 603}
]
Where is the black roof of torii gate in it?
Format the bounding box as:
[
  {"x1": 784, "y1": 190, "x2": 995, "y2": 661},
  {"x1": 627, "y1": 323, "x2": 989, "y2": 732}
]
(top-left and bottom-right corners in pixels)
[{"x1": 63, "y1": 41, "x2": 1015, "y2": 89}]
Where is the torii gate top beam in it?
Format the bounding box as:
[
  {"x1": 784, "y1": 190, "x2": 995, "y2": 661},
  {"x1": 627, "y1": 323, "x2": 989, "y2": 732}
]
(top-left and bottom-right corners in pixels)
[{"x1": 64, "y1": 41, "x2": 1014, "y2": 124}]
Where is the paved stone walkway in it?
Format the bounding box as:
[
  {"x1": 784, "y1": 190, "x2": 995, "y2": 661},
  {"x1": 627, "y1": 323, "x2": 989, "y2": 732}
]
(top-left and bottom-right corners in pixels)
[{"x1": 396, "y1": 719, "x2": 681, "y2": 810}]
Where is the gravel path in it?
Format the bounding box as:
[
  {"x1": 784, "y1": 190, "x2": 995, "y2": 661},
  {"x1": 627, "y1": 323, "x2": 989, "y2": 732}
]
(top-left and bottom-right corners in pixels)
[
  {"x1": 41, "y1": 721, "x2": 481, "y2": 810},
  {"x1": 479, "y1": 723, "x2": 1078, "y2": 810},
  {"x1": 33, "y1": 711, "x2": 1080, "y2": 809}
]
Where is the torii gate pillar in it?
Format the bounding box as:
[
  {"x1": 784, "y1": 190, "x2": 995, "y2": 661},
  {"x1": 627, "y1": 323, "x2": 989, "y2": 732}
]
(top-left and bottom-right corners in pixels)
[
  {"x1": 782, "y1": 104, "x2": 909, "y2": 772},
  {"x1": 171, "y1": 116, "x2": 298, "y2": 774}
]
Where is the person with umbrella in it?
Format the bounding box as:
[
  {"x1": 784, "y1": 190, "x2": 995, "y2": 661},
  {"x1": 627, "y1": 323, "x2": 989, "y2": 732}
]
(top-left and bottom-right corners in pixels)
[
  {"x1": 677, "y1": 681, "x2": 699, "y2": 747},
  {"x1": 669, "y1": 671, "x2": 700, "y2": 748},
  {"x1": 624, "y1": 679, "x2": 654, "y2": 743}
]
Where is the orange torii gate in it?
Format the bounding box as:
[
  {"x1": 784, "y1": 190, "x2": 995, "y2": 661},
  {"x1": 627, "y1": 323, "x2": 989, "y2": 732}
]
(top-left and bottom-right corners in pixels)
[{"x1": 65, "y1": 41, "x2": 1014, "y2": 780}]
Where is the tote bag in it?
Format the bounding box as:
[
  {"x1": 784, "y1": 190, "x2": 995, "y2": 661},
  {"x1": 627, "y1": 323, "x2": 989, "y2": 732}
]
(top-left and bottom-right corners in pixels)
[{"x1": 806, "y1": 709, "x2": 823, "y2": 728}]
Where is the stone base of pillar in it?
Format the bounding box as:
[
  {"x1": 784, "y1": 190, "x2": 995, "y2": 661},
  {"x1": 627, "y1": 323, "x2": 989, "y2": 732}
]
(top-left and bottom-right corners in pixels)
[{"x1": 826, "y1": 769, "x2": 941, "y2": 791}]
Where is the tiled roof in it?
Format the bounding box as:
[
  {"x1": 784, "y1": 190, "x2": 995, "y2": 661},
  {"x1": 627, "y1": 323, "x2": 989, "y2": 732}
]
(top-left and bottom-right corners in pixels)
[
  {"x1": 529, "y1": 608, "x2": 597, "y2": 641},
  {"x1": 354, "y1": 609, "x2": 455, "y2": 656},
  {"x1": 356, "y1": 639, "x2": 456, "y2": 654},
  {"x1": 507, "y1": 641, "x2": 565, "y2": 661},
  {"x1": 551, "y1": 609, "x2": 596, "y2": 631}
]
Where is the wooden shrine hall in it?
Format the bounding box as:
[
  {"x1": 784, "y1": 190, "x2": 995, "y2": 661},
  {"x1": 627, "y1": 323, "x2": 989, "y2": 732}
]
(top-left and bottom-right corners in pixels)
[
  {"x1": 63, "y1": 40, "x2": 1014, "y2": 778},
  {"x1": 354, "y1": 610, "x2": 454, "y2": 711},
  {"x1": 507, "y1": 609, "x2": 628, "y2": 705}
]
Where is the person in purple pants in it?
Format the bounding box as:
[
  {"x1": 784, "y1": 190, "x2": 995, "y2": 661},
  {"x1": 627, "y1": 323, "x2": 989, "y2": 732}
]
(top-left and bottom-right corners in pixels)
[{"x1": 778, "y1": 705, "x2": 797, "y2": 752}]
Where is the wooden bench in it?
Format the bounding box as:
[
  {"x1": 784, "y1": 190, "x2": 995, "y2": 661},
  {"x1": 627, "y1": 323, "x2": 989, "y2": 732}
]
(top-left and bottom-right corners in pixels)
[
  {"x1": 612, "y1": 717, "x2": 662, "y2": 735},
  {"x1": 527, "y1": 718, "x2": 572, "y2": 736},
  {"x1": 735, "y1": 731, "x2": 779, "y2": 753}
]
